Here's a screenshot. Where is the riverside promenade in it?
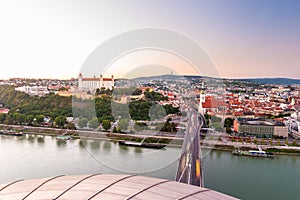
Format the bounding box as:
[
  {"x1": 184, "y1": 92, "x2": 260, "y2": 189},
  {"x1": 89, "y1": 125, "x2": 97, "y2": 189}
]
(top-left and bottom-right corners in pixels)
[{"x1": 1, "y1": 124, "x2": 300, "y2": 154}]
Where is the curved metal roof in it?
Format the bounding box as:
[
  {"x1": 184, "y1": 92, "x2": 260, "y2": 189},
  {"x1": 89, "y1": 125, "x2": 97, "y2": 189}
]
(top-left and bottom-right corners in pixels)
[{"x1": 0, "y1": 174, "x2": 238, "y2": 200}]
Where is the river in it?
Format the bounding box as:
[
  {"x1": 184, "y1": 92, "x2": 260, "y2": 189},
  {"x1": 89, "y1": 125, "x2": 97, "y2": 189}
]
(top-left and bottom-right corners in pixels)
[{"x1": 0, "y1": 134, "x2": 299, "y2": 200}]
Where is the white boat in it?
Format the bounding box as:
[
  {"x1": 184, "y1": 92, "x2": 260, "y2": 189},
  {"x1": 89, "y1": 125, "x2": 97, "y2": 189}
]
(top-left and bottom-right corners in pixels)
[
  {"x1": 232, "y1": 146, "x2": 275, "y2": 158},
  {"x1": 118, "y1": 138, "x2": 166, "y2": 149}
]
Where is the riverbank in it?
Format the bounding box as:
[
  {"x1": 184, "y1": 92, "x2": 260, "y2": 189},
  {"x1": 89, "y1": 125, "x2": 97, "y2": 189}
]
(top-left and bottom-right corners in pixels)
[{"x1": 1, "y1": 123, "x2": 300, "y2": 155}]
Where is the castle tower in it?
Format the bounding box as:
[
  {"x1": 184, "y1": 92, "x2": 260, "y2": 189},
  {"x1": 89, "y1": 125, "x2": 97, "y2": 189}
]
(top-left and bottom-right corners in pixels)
[
  {"x1": 111, "y1": 75, "x2": 114, "y2": 86},
  {"x1": 78, "y1": 73, "x2": 83, "y2": 89},
  {"x1": 198, "y1": 90, "x2": 205, "y2": 115}
]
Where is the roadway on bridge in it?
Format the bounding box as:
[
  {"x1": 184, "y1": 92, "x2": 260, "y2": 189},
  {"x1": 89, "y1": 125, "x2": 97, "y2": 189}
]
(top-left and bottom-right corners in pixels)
[{"x1": 176, "y1": 112, "x2": 204, "y2": 187}]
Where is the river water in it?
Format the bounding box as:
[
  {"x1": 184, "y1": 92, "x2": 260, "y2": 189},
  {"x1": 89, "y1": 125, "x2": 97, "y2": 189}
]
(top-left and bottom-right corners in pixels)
[{"x1": 0, "y1": 134, "x2": 299, "y2": 200}]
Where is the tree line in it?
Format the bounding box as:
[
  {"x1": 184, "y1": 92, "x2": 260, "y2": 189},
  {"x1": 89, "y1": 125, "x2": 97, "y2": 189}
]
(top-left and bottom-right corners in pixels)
[
  {"x1": 0, "y1": 85, "x2": 180, "y2": 131},
  {"x1": 0, "y1": 85, "x2": 73, "y2": 128}
]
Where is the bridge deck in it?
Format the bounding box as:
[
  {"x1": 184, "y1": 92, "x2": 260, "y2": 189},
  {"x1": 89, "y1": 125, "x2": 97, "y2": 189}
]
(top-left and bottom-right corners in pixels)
[
  {"x1": 0, "y1": 174, "x2": 239, "y2": 200},
  {"x1": 176, "y1": 112, "x2": 204, "y2": 187}
]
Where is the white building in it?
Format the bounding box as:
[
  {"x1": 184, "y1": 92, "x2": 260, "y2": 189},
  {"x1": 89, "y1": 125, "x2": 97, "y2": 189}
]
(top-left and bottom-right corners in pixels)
[
  {"x1": 78, "y1": 73, "x2": 114, "y2": 91},
  {"x1": 15, "y1": 86, "x2": 49, "y2": 96},
  {"x1": 291, "y1": 111, "x2": 300, "y2": 122}
]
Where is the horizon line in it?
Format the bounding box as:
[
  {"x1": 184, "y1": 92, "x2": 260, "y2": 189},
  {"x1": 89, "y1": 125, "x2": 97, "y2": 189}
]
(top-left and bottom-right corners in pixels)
[{"x1": 1, "y1": 74, "x2": 300, "y2": 81}]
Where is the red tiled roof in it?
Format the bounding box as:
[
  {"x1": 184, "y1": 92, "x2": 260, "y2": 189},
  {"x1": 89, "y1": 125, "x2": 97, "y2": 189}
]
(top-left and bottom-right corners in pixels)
[
  {"x1": 103, "y1": 78, "x2": 113, "y2": 81},
  {"x1": 0, "y1": 108, "x2": 10, "y2": 114},
  {"x1": 202, "y1": 96, "x2": 226, "y2": 108},
  {"x1": 233, "y1": 111, "x2": 244, "y2": 116}
]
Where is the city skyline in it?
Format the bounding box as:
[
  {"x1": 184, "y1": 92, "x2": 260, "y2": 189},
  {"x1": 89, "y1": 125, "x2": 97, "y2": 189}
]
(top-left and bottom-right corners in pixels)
[{"x1": 0, "y1": 0, "x2": 299, "y2": 79}]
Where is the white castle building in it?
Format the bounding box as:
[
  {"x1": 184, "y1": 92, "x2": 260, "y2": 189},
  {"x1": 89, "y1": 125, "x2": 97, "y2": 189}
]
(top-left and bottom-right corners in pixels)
[{"x1": 78, "y1": 73, "x2": 114, "y2": 91}]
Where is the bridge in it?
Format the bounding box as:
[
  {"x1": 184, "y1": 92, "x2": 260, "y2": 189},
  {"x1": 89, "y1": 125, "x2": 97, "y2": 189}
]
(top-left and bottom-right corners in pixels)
[{"x1": 175, "y1": 111, "x2": 205, "y2": 187}]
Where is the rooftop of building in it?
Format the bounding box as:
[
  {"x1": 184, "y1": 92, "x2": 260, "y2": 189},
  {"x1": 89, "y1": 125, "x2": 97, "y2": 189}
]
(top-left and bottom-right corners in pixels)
[
  {"x1": 237, "y1": 118, "x2": 285, "y2": 126},
  {"x1": 0, "y1": 174, "x2": 238, "y2": 200}
]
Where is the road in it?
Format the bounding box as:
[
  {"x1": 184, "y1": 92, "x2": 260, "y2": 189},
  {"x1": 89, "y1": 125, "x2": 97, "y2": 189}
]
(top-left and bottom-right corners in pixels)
[{"x1": 175, "y1": 112, "x2": 204, "y2": 187}]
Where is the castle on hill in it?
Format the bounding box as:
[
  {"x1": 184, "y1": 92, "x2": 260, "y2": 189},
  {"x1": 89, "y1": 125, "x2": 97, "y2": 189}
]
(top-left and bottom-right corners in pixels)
[{"x1": 78, "y1": 73, "x2": 114, "y2": 91}]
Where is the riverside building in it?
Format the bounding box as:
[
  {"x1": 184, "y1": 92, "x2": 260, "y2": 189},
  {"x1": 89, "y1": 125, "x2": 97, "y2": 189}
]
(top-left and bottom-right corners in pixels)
[{"x1": 234, "y1": 118, "x2": 288, "y2": 138}]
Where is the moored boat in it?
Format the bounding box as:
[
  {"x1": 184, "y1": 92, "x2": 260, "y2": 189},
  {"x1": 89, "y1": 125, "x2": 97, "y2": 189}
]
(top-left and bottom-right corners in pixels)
[
  {"x1": 55, "y1": 135, "x2": 72, "y2": 140},
  {"x1": 232, "y1": 146, "x2": 274, "y2": 158},
  {"x1": 118, "y1": 140, "x2": 166, "y2": 149},
  {"x1": 0, "y1": 130, "x2": 23, "y2": 136}
]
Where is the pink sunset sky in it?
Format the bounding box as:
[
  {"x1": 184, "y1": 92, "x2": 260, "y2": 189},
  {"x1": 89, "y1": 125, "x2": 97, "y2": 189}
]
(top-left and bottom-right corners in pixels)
[{"x1": 0, "y1": 0, "x2": 299, "y2": 79}]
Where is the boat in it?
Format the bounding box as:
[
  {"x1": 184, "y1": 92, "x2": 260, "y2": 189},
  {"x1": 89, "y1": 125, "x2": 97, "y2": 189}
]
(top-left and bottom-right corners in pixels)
[
  {"x1": 232, "y1": 146, "x2": 275, "y2": 158},
  {"x1": 55, "y1": 135, "x2": 72, "y2": 140},
  {"x1": 0, "y1": 130, "x2": 23, "y2": 136},
  {"x1": 118, "y1": 138, "x2": 166, "y2": 149}
]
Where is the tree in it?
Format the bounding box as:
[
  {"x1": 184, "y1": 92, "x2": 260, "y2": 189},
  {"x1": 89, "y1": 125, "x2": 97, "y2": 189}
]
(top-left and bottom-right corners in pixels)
[
  {"x1": 211, "y1": 115, "x2": 222, "y2": 123},
  {"x1": 95, "y1": 88, "x2": 101, "y2": 96},
  {"x1": 0, "y1": 85, "x2": 72, "y2": 121},
  {"x1": 132, "y1": 88, "x2": 142, "y2": 95},
  {"x1": 55, "y1": 116, "x2": 67, "y2": 128},
  {"x1": 95, "y1": 96, "x2": 113, "y2": 121},
  {"x1": 276, "y1": 140, "x2": 281, "y2": 146},
  {"x1": 4, "y1": 115, "x2": 14, "y2": 125},
  {"x1": 212, "y1": 122, "x2": 223, "y2": 132},
  {"x1": 35, "y1": 115, "x2": 45, "y2": 125},
  {"x1": 129, "y1": 100, "x2": 152, "y2": 120},
  {"x1": 26, "y1": 115, "x2": 35, "y2": 125},
  {"x1": 88, "y1": 117, "x2": 99, "y2": 129},
  {"x1": 161, "y1": 120, "x2": 176, "y2": 132},
  {"x1": 119, "y1": 119, "x2": 129, "y2": 132},
  {"x1": 113, "y1": 126, "x2": 118, "y2": 133},
  {"x1": 204, "y1": 114, "x2": 210, "y2": 126},
  {"x1": 15, "y1": 113, "x2": 26, "y2": 125},
  {"x1": 224, "y1": 117, "x2": 234, "y2": 128},
  {"x1": 102, "y1": 120, "x2": 111, "y2": 131},
  {"x1": 163, "y1": 105, "x2": 179, "y2": 115},
  {"x1": 105, "y1": 88, "x2": 112, "y2": 95},
  {"x1": 66, "y1": 122, "x2": 76, "y2": 130},
  {"x1": 144, "y1": 91, "x2": 168, "y2": 101},
  {"x1": 77, "y1": 118, "x2": 88, "y2": 128},
  {"x1": 0, "y1": 113, "x2": 7, "y2": 123},
  {"x1": 149, "y1": 104, "x2": 166, "y2": 120},
  {"x1": 100, "y1": 87, "x2": 106, "y2": 94},
  {"x1": 225, "y1": 127, "x2": 232, "y2": 134}
]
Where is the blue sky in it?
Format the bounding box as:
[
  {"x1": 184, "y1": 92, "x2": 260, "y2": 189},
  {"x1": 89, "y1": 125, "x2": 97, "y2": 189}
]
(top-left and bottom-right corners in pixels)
[{"x1": 0, "y1": 0, "x2": 299, "y2": 79}]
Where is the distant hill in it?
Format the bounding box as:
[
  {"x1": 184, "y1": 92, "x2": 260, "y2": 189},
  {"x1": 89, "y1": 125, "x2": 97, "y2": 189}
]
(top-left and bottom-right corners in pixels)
[
  {"x1": 126, "y1": 74, "x2": 300, "y2": 85},
  {"x1": 133, "y1": 74, "x2": 185, "y2": 81},
  {"x1": 132, "y1": 74, "x2": 220, "y2": 81},
  {"x1": 236, "y1": 78, "x2": 300, "y2": 85}
]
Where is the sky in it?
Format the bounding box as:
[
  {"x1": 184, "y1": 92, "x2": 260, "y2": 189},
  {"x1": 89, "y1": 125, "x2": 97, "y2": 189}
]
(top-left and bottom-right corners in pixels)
[{"x1": 0, "y1": 0, "x2": 299, "y2": 79}]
